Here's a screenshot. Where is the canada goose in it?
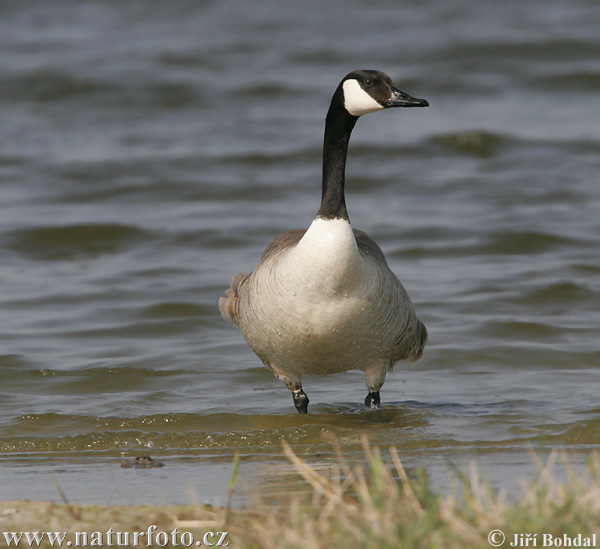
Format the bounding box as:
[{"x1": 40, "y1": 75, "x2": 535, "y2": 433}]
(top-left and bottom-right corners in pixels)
[{"x1": 219, "y1": 69, "x2": 428, "y2": 414}]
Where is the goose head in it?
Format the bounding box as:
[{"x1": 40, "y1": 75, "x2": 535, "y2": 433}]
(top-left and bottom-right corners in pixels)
[{"x1": 340, "y1": 69, "x2": 429, "y2": 117}]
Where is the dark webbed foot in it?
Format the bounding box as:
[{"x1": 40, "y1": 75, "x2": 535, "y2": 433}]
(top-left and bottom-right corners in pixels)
[
  {"x1": 365, "y1": 391, "x2": 381, "y2": 409},
  {"x1": 292, "y1": 388, "x2": 309, "y2": 414}
]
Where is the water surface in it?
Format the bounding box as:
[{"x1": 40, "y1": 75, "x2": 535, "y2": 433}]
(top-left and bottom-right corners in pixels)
[{"x1": 1, "y1": 0, "x2": 599, "y2": 505}]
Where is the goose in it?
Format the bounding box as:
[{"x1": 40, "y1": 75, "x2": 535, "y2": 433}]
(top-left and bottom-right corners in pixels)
[{"x1": 219, "y1": 69, "x2": 428, "y2": 414}]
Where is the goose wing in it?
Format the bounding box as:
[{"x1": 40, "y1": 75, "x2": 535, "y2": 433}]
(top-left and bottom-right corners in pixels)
[
  {"x1": 218, "y1": 229, "x2": 307, "y2": 325},
  {"x1": 354, "y1": 229, "x2": 428, "y2": 364}
]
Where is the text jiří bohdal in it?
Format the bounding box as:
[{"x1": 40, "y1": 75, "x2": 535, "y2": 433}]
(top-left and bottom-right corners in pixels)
[{"x1": 510, "y1": 533, "x2": 597, "y2": 547}]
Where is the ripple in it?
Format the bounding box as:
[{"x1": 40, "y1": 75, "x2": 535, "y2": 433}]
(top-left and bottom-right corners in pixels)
[
  {"x1": 430, "y1": 131, "x2": 506, "y2": 158},
  {"x1": 555, "y1": 420, "x2": 600, "y2": 446},
  {"x1": 0, "y1": 409, "x2": 428, "y2": 455},
  {"x1": 481, "y1": 320, "x2": 562, "y2": 340},
  {"x1": 433, "y1": 39, "x2": 600, "y2": 66},
  {"x1": 146, "y1": 82, "x2": 201, "y2": 110},
  {"x1": 141, "y1": 302, "x2": 213, "y2": 319},
  {"x1": 5, "y1": 223, "x2": 152, "y2": 260},
  {"x1": 529, "y1": 70, "x2": 600, "y2": 92},
  {"x1": 484, "y1": 231, "x2": 582, "y2": 255},
  {"x1": 0, "y1": 71, "x2": 116, "y2": 103},
  {"x1": 395, "y1": 230, "x2": 585, "y2": 259},
  {"x1": 523, "y1": 281, "x2": 597, "y2": 305}
]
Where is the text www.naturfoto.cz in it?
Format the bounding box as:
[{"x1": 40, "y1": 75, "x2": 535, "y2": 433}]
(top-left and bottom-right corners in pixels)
[{"x1": 3, "y1": 526, "x2": 229, "y2": 546}]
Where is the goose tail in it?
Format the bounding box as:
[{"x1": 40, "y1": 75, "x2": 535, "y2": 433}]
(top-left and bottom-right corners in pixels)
[
  {"x1": 218, "y1": 272, "x2": 248, "y2": 325},
  {"x1": 411, "y1": 320, "x2": 428, "y2": 362}
]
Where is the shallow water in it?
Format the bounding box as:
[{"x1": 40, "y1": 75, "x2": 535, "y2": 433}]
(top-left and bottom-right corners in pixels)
[{"x1": 1, "y1": 0, "x2": 599, "y2": 505}]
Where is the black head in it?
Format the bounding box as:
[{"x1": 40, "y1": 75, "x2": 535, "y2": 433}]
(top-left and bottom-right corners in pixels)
[{"x1": 340, "y1": 69, "x2": 428, "y2": 117}]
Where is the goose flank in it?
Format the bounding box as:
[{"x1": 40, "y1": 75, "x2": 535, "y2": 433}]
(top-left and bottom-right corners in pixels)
[{"x1": 219, "y1": 69, "x2": 428, "y2": 413}]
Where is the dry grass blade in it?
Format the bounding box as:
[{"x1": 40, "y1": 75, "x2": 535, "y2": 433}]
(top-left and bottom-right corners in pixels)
[
  {"x1": 389, "y1": 445, "x2": 424, "y2": 515},
  {"x1": 282, "y1": 441, "x2": 335, "y2": 496}
]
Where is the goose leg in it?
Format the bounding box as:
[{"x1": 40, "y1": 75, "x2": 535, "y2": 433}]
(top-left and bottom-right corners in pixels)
[
  {"x1": 266, "y1": 363, "x2": 309, "y2": 414},
  {"x1": 362, "y1": 360, "x2": 387, "y2": 410},
  {"x1": 292, "y1": 388, "x2": 310, "y2": 414},
  {"x1": 364, "y1": 391, "x2": 381, "y2": 409}
]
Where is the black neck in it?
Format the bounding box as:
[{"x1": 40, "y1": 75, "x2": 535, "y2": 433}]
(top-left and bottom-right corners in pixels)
[{"x1": 316, "y1": 93, "x2": 358, "y2": 220}]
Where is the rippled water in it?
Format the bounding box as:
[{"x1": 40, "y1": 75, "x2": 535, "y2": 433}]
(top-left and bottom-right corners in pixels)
[{"x1": 1, "y1": 0, "x2": 599, "y2": 505}]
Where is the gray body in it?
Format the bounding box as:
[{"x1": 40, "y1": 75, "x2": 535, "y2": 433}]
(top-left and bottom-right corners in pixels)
[{"x1": 220, "y1": 219, "x2": 426, "y2": 396}]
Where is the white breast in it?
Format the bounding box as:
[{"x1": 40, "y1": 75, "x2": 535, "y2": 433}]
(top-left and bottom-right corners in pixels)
[{"x1": 289, "y1": 217, "x2": 363, "y2": 294}]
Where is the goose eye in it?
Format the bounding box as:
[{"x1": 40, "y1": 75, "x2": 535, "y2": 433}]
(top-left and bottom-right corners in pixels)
[{"x1": 364, "y1": 78, "x2": 373, "y2": 87}]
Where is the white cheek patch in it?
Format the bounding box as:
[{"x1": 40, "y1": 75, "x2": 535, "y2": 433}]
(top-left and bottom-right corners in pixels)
[{"x1": 343, "y1": 79, "x2": 384, "y2": 116}]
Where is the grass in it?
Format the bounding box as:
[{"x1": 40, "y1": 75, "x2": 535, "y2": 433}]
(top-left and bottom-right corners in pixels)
[{"x1": 1, "y1": 439, "x2": 599, "y2": 548}]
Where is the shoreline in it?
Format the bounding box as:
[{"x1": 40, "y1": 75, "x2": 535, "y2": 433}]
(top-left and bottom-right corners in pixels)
[{"x1": 2, "y1": 445, "x2": 599, "y2": 548}]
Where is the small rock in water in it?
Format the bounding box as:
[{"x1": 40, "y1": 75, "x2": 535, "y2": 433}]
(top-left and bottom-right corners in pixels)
[{"x1": 120, "y1": 455, "x2": 164, "y2": 468}]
